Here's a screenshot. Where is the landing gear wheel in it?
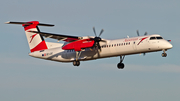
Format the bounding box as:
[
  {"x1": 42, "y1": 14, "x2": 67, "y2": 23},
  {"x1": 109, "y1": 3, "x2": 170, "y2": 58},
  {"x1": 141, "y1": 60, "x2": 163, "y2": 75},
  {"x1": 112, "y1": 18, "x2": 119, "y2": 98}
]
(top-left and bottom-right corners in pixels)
[
  {"x1": 76, "y1": 61, "x2": 80, "y2": 66},
  {"x1": 161, "y1": 53, "x2": 167, "y2": 57},
  {"x1": 117, "y1": 63, "x2": 124, "y2": 69},
  {"x1": 73, "y1": 61, "x2": 80, "y2": 66}
]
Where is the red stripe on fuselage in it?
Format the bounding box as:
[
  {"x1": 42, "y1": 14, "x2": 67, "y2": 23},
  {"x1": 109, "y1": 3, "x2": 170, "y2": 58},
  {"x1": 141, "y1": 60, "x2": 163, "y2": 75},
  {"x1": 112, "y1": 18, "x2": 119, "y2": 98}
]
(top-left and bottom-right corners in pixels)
[
  {"x1": 137, "y1": 37, "x2": 148, "y2": 45},
  {"x1": 30, "y1": 41, "x2": 48, "y2": 52}
]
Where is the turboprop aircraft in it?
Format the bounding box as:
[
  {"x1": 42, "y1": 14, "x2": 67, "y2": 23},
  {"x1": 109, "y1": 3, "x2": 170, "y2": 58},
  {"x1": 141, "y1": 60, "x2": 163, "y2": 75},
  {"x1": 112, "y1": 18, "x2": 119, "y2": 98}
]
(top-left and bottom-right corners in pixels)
[{"x1": 6, "y1": 21, "x2": 173, "y2": 69}]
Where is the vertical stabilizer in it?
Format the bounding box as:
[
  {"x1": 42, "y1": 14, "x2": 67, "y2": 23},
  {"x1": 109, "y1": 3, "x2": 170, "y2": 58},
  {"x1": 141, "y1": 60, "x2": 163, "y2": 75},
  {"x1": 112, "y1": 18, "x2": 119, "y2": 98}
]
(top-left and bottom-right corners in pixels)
[
  {"x1": 6, "y1": 21, "x2": 54, "y2": 52},
  {"x1": 22, "y1": 21, "x2": 48, "y2": 52}
]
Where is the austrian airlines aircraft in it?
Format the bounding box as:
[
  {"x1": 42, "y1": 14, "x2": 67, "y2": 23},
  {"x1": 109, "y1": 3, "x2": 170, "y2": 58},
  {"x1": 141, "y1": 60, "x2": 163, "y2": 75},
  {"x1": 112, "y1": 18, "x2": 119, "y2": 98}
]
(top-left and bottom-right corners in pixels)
[{"x1": 6, "y1": 21, "x2": 173, "y2": 69}]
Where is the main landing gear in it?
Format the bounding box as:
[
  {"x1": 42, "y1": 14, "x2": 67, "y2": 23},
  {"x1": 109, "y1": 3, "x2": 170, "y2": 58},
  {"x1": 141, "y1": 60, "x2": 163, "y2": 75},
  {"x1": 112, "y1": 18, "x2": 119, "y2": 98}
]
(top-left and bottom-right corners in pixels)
[
  {"x1": 117, "y1": 55, "x2": 125, "y2": 69},
  {"x1": 73, "y1": 51, "x2": 81, "y2": 66},
  {"x1": 73, "y1": 60, "x2": 80, "y2": 66},
  {"x1": 161, "y1": 49, "x2": 167, "y2": 57}
]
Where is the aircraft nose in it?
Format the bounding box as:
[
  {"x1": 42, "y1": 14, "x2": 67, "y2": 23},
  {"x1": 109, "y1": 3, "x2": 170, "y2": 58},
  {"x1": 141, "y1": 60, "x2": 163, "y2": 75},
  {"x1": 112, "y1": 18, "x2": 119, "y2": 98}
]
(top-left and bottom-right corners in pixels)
[
  {"x1": 160, "y1": 40, "x2": 173, "y2": 49},
  {"x1": 168, "y1": 43, "x2": 173, "y2": 49},
  {"x1": 165, "y1": 41, "x2": 173, "y2": 49}
]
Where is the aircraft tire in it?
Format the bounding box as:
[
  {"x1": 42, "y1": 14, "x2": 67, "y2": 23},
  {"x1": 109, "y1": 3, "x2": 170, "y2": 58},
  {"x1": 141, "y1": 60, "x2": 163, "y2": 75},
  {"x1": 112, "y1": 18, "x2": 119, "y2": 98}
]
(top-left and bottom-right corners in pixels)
[
  {"x1": 73, "y1": 61, "x2": 80, "y2": 66},
  {"x1": 161, "y1": 53, "x2": 167, "y2": 57},
  {"x1": 117, "y1": 63, "x2": 124, "y2": 69},
  {"x1": 76, "y1": 61, "x2": 80, "y2": 66},
  {"x1": 73, "y1": 61, "x2": 77, "y2": 66}
]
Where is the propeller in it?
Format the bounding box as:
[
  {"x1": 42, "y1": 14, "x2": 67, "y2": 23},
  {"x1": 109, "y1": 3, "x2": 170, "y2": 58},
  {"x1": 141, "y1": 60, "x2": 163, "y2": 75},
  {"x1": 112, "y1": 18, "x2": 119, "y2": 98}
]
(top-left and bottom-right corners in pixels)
[
  {"x1": 92, "y1": 27, "x2": 105, "y2": 50},
  {"x1": 136, "y1": 30, "x2": 148, "y2": 36},
  {"x1": 90, "y1": 27, "x2": 106, "y2": 57}
]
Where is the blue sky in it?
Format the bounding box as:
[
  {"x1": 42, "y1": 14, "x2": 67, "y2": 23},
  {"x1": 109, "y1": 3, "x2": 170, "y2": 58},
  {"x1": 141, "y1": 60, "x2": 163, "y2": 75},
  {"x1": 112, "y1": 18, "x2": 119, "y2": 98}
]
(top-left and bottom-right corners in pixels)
[{"x1": 0, "y1": 0, "x2": 180, "y2": 101}]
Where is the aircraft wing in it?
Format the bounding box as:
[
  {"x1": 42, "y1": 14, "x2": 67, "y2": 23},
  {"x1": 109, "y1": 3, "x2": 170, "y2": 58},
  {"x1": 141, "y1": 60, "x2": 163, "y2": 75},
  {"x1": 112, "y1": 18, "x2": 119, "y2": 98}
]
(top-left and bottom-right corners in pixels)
[{"x1": 30, "y1": 31, "x2": 82, "y2": 42}]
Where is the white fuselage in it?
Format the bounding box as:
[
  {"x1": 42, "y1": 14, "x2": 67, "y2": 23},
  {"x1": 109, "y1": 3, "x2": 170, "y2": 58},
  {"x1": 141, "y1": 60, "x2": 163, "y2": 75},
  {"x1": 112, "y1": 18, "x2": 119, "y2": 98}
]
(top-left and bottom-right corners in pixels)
[{"x1": 29, "y1": 34, "x2": 173, "y2": 62}]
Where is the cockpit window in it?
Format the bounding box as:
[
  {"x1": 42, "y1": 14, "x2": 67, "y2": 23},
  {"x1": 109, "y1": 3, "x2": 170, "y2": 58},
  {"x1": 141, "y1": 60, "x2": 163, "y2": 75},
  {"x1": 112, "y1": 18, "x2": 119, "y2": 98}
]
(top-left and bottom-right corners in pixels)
[
  {"x1": 150, "y1": 37, "x2": 156, "y2": 40},
  {"x1": 156, "y1": 37, "x2": 163, "y2": 39},
  {"x1": 150, "y1": 36, "x2": 163, "y2": 40}
]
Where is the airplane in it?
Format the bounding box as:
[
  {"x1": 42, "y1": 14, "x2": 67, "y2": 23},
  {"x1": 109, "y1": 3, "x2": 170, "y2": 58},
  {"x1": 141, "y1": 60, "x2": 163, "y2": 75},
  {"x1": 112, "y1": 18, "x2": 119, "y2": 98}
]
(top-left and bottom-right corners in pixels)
[{"x1": 5, "y1": 21, "x2": 173, "y2": 69}]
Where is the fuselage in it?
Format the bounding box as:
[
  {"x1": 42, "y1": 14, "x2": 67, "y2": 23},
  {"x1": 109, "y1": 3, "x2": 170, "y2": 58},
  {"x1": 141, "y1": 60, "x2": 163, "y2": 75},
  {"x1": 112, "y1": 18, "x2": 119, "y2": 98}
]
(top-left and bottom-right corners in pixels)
[{"x1": 29, "y1": 34, "x2": 173, "y2": 62}]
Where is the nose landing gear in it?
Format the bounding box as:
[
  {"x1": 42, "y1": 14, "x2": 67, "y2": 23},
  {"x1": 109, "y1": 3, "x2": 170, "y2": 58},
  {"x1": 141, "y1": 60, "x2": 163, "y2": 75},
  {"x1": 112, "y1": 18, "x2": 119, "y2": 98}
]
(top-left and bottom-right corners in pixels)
[
  {"x1": 117, "y1": 55, "x2": 125, "y2": 69},
  {"x1": 162, "y1": 49, "x2": 167, "y2": 57},
  {"x1": 162, "y1": 53, "x2": 167, "y2": 57}
]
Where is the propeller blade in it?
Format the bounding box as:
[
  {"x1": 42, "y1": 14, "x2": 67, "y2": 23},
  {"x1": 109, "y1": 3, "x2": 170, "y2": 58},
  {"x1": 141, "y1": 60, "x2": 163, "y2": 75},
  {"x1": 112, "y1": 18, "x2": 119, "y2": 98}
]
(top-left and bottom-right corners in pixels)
[
  {"x1": 92, "y1": 41, "x2": 101, "y2": 51},
  {"x1": 137, "y1": 30, "x2": 140, "y2": 36},
  {"x1": 97, "y1": 42, "x2": 102, "y2": 57},
  {"x1": 144, "y1": 32, "x2": 148, "y2": 35},
  {"x1": 100, "y1": 39, "x2": 106, "y2": 42},
  {"x1": 97, "y1": 42, "x2": 101, "y2": 51},
  {"x1": 97, "y1": 49, "x2": 100, "y2": 57},
  {"x1": 98, "y1": 29, "x2": 104, "y2": 37},
  {"x1": 93, "y1": 27, "x2": 97, "y2": 37},
  {"x1": 143, "y1": 53, "x2": 146, "y2": 56},
  {"x1": 92, "y1": 41, "x2": 97, "y2": 48}
]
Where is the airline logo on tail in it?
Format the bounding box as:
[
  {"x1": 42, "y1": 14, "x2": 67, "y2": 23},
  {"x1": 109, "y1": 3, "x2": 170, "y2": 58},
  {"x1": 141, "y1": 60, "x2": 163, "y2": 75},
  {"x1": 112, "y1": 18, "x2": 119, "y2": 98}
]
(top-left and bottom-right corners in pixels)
[{"x1": 30, "y1": 34, "x2": 37, "y2": 43}]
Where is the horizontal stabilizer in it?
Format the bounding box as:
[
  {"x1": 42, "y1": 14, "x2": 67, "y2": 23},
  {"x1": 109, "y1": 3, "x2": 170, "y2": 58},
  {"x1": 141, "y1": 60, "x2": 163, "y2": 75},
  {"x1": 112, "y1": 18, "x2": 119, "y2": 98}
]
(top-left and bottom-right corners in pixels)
[{"x1": 5, "y1": 21, "x2": 54, "y2": 27}]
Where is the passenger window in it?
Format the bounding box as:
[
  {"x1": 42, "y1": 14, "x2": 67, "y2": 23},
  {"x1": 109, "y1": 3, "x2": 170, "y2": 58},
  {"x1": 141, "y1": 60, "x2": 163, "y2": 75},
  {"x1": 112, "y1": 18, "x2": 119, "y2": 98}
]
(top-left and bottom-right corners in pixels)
[
  {"x1": 102, "y1": 45, "x2": 106, "y2": 48},
  {"x1": 150, "y1": 37, "x2": 156, "y2": 40}
]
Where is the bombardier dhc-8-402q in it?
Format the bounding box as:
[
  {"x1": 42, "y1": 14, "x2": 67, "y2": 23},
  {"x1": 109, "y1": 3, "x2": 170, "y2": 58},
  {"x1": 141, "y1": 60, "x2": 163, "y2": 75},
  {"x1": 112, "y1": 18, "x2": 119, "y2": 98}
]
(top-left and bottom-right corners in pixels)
[{"x1": 6, "y1": 21, "x2": 173, "y2": 69}]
